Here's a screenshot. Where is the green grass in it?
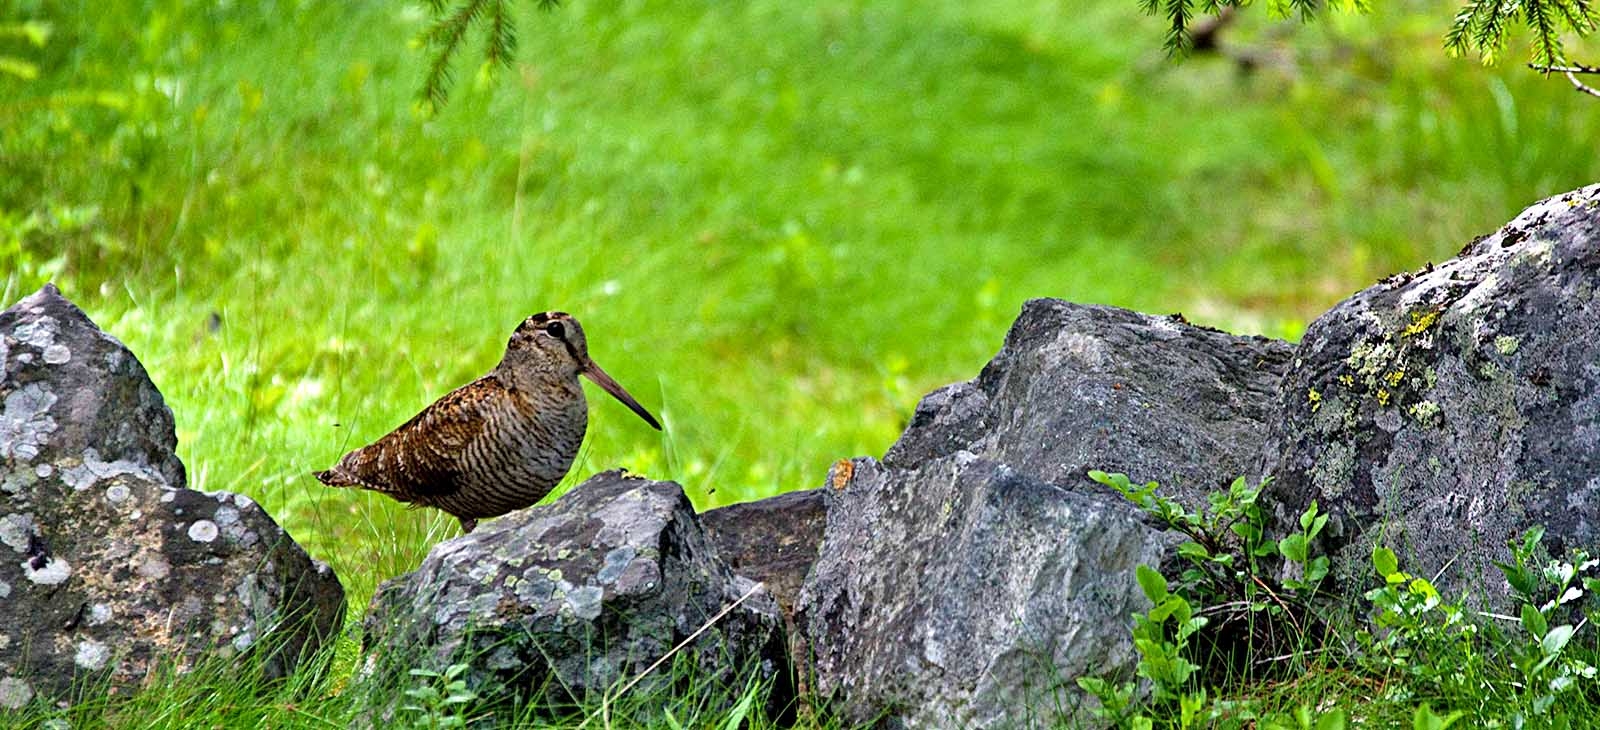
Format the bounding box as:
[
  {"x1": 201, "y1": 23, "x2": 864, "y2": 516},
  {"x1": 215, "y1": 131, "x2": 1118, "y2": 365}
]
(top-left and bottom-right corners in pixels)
[{"x1": 3, "y1": 0, "x2": 1600, "y2": 725}]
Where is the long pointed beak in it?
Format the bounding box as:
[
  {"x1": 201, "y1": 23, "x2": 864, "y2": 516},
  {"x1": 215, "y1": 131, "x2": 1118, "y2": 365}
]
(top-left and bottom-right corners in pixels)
[{"x1": 582, "y1": 360, "x2": 662, "y2": 430}]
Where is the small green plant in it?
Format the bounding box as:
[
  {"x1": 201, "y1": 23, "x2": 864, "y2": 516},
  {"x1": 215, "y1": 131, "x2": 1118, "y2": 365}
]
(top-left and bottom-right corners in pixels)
[
  {"x1": 401, "y1": 663, "x2": 481, "y2": 730},
  {"x1": 1495, "y1": 527, "x2": 1600, "y2": 722},
  {"x1": 1083, "y1": 472, "x2": 1333, "y2": 727}
]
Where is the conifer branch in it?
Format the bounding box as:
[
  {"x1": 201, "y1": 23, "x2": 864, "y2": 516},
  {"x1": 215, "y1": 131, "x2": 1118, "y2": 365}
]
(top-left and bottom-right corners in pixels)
[
  {"x1": 417, "y1": 0, "x2": 560, "y2": 110},
  {"x1": 1530, "y1": 61, "x2": 1600, "y2": 97}
]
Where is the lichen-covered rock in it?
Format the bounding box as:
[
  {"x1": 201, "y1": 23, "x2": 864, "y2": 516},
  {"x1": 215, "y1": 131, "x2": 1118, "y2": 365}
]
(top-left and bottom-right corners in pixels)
[
  {"x1": 887, "y1": 299, "x2": 1293, "y2": 508},
  {"x1": 1261, "y1": 184, "x2": 1600, "y2": 607},
  {"x1": 360, "y1": 470, "x2": 789, "y2": 722},
  {"x1": 0, "y1": 284, "x2": 344, "y2": 705},
  {"x1": 795, "y1": 455, "x2": 1176, "y2": 729},
  {"x1": 701, "y1": 488, "x2": 825, "y2": 617}
]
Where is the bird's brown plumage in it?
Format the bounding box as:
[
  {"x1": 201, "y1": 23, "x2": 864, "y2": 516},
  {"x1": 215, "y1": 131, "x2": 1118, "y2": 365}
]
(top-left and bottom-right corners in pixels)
[{"x1": 314, "y1": 312, "x2": 661, "y2": 533}]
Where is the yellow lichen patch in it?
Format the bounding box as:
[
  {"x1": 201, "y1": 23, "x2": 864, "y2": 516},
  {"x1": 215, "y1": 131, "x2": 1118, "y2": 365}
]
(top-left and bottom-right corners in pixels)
[
  {"x1": 1308, "y1": 388, "x2": 1323, "y2": 412},
  {"x1": 1376, "y1": 388, "x2": 1391, "y2": 406},
  {"x1": 1384, "y1": 370, "x2": 1405, "y2": 388},
  {"x1": 1338, "y1": 374, "x2": 1355, "y2": 388},
  {"x1": 1403, "y1": 309, "x2": 1441, "y2": 337}
]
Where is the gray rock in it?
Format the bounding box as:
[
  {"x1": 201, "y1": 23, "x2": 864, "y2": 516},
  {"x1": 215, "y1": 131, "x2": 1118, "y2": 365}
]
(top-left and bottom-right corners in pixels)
[
  {"x1": 360, "y1": 470, "x2": 789, "y2": 722},
  {"x1": 795, "y1": 455, "x2": 1176, "y2": 729},
  {"x1": 1260, "y1": 184, "x2": 1600, "y2": 606},
  {"x1": 887, "y1": 299, "x2": 1293, "y2": 507},
  {"x1": 0, "y1": 284, "x2": 344, "y2": 703},
  {"x1": 793, "y1": 299, "x2": 1294, "y2": 728},
  {"x1": 701, "y1": 488, "x2": 826, "y2": 617}
]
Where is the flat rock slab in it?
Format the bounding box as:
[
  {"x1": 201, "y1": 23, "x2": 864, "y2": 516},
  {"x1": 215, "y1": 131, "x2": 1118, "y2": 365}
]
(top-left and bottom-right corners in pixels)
[
  {"x1": 1261, "y1": 184, "x2": 1600, "y2": 606},
  {"x1": 361, "y1": 470, "x2": 788, "y2": 722},
  {"x1": 796, "y1": 455, "x2": 1175, "y2": 729},
  {"x1": 701, "y1": 488, "x2": 825, "y2": 618},
  {"x1": 0, "y1": 284, "x2": 343, "y2": 706},
  {"x1": 887, "y1": 299, "x2": 1293, "y2": 508}
]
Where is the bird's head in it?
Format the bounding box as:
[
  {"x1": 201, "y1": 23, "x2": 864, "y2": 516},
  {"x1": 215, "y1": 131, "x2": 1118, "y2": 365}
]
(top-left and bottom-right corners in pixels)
[{"x1": 501, "y1": 311, "x2": 662, "y2": 430}]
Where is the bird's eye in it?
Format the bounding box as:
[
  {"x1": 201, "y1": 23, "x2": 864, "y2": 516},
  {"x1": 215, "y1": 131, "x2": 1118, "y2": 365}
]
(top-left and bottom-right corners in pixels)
[{"x1": 545, "y1": 321, "x2": 565, "y2": 339}]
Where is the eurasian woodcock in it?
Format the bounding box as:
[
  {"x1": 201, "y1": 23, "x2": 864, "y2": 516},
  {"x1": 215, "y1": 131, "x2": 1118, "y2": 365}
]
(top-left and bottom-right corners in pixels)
[{"x1": 314, "y1": 312, "x2": 661, "y2": 533}]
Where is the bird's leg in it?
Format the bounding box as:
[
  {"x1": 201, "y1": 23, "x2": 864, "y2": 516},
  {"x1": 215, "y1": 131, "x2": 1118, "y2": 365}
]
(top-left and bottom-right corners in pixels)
[{"x1": 459, "y1": 517, "x2": 477, "y2": 534}]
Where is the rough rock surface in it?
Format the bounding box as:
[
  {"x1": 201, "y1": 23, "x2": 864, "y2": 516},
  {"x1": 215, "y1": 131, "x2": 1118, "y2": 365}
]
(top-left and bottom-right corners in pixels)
[
  {"x1": 887, "y1": 299, "x2": 1293, "y2": 507},
  {"x1": 361, "y1": 470, "x2": 788, "y2": 721},
  {"x1": 792, "y1": 299, "x2": 1295, "y2": 728},
  {"x1": 1261, "y1": 184, "x2": 1600, "y2": 605},
  {"x1": 0, "y1": 284, "x2": 344, "y2": 705},
  {"x1": 701, "y1": 488, "x2": 825, "y2": 617},
  {"x1": 796, "y1": 455, "x2": 1176, "y2": 729}
]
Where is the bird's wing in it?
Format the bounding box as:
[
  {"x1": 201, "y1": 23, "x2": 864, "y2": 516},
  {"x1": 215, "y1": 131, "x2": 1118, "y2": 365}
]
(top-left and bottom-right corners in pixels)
[{"x1": 332, "y1": 378, "x2": 494, "y2": 502}]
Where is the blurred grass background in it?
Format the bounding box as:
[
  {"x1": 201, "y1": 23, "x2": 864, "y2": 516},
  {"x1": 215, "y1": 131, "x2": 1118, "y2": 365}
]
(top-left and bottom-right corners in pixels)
[{"x1": 3, "y1": 0, "x2": 1598, "y2": 607}]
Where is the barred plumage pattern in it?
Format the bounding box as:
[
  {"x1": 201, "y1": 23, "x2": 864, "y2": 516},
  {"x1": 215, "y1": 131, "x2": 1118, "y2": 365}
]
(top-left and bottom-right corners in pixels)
[{"x1": 315, "y1": 312, "x2": 659, "y2": 533}]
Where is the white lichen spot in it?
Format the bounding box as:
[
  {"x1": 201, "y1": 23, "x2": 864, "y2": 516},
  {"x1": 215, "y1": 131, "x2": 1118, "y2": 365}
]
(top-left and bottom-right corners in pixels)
[
  {"x1": 0, "y1": 470, "x2": 33, "y2": 495},
  {"x1": 187, "y1": 520, "x2": 219, "y2": 543},
  {"x1": 61, "y1": 449, "x2": 152, "y2": 491},
  {"x1": 13, "y1": 319, "x2": 57, "y2": 349},
  {"x1": 0, "y1": 676, "x2": 33, "y2": 709},
  {"x1": 232, "y1": 631, "x2": 255, "y2": 652},
  {"x1": 161, "y1": 491, "x2": 176, "y2": 503},
  {"x1": 565, "y1": 585, "x2": 604, "y2": 621},
  {"x1": 88, "y1": 603, "x2": 113, "y2": 625},
  {"x1": 41, "y1": 344, "x2": 70, "y2": 365},
  {"x1": 138, "y1": 557, "x2": 170, "y2": 580},
  {"x1": 74, "y1": 639, "x2": 110, "y2": 670},
  {"x1": 33, "y1": 464, "x2": 51, "y2": 478},
  {"x1": 214, "y1": 506, "x2": 239, "y2": 526},
  {"x1": 0, "y1": 579, "x2": 10, "y2": 598},
  {"x1": 231, "y1": 493, "x2": 254, "y2": 509},
  {"x1": 24, "y1": 556, "x2": 71, "y2": 585},
  {"x1": 0, "y1": 514, "x2": 34, "y2": 553},
  {"x1": 0, "y1": 384, "x2": 58, "y2": 462},
  {"x1": 105, "y1": 483, "x2": 131, "y2": 505}
]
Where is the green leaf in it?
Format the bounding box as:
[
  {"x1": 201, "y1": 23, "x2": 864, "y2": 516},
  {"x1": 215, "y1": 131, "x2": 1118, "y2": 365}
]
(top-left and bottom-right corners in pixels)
[
  {"x1": 1521, "y1": 603, "x2": 1548, "y2": 639},
  {"x1": 1316, "y1": 709, "x2": 1349, "y2": 730},
  {"x1": 1177, "y1": 541, "x2": 1211, "y2": 560},
  {"x1": 1280, "y1": 534, "x2": 1308, "y2": 563},
  {"x1": 1309, "y1": 513, "x2": 1329, "y2": 539},
  {"x1": 1137, "y1": 564, "x2": 1169, "y2": 603},
  {"x1": 1373, "y1": 546, "x2": 1399, "y2": 578},
  {"x1": 1520, "y1": 526, "x2": 1547, "y2": 555},
  {"x1": 1542, "y1": 624, "x2": 1575, "y2": 656},
  {"x1": 719, "y1": 684, "x2": 757, "y2": 730},
  {"x1": 1299, "y1": 501, "x2": 1319, "y2": 530},
  {"x1": 1412, "y1": 703, "x2": 1463, "y2": 730}
]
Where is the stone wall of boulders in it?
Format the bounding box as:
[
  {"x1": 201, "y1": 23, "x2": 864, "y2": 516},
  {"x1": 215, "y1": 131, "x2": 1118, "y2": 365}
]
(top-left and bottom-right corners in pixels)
[{"x1": 4, "y1": 183, "x2": 1599, "y2": 726}]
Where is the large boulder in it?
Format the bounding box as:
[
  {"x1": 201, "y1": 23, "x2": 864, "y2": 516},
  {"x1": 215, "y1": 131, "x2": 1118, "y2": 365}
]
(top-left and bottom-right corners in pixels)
[
  {"x1": 0, "y1": 284, "x2": 344, "y2": 706},
  {"x1": 887, "y1": 300, "x2": 1293, "y2": 507},
  {"x1": 360, "y1": 470, "x2": 789, "y2": 722},
  {"x1": 795, "y1": 455, "x2": 1176, "y2": 728},
  {"x1": 797, "y1": 300, "x2": 1294, "y2": 728},
  {"x1": 1260, "y1": 184, "x2": 1600, "y2": 606}
]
